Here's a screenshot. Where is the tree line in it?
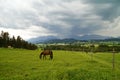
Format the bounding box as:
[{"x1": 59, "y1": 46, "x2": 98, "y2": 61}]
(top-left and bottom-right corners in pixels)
[
  {"x1": 0, "y1": 31, "x2": 37, "y2": 50},
  {"x1": 44, "y1": 43, "x2": 120, "y2": 53}
]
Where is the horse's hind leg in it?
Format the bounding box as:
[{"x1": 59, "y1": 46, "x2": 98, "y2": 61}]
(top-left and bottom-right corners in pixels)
[
  {"x1": 49, "y1": 55, "x2": 51, "y2": 60},
  {"x1": 50, "y1": 52, "x2": 53, "y2": 60},
  {"x1": 50, "y1": 55, "x2": 53, "y2": 60}
]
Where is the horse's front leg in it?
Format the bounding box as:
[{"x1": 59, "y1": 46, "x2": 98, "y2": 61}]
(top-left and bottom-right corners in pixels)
[{"x1": 43, "y1": 55, "x2": 46, "y2": 60}]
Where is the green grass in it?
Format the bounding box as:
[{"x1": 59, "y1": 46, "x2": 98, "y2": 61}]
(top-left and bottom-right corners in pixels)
[{"x1": 0, "y1": 48, "x2": 120, "y2": 80}]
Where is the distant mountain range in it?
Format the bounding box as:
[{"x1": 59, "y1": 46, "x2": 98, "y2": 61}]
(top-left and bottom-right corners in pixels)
[
  {"x1": 28, "y1": 36, "x2": 57, "y2": 43},
  {"x1": 28, "y1": 35, "x2": 115, "y2": 44}
]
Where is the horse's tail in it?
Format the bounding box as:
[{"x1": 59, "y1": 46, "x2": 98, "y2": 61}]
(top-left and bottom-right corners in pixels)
[
  {"x1": 40, "y1": 52, "x2": 43, "y2": 59},
  {"x1": 50, "y1": 51, "x2": 53, "y2": 60}
]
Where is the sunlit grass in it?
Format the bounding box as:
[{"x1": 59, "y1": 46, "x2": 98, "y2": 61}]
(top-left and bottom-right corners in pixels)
[{"x1": 0, "y1": 48, "x2": 120, "y2": 80}]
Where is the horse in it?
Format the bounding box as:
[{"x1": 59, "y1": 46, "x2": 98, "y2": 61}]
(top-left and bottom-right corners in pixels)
[{"x1": 39, "y1": 50, "x2": 53, "y2": 60}]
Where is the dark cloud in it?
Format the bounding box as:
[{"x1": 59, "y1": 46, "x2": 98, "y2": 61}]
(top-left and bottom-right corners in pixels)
[
  {"x1": 0, "y1": 0, "x2": 120, "y2": 39},
  {"x1": 84, "y1": 0, "x2": 120, "y2": 20}
]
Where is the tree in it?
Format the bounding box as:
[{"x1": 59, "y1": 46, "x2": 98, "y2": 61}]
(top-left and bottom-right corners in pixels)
[
  {"x1": 0, "y1": 31, "x2": 10, "y2": 47},
  {"x1": 16, "y1": 36, "x2": 22, "y2": 48},
  {"x1": 11, "y1": 36, "x2": 16, "y2": 47}
]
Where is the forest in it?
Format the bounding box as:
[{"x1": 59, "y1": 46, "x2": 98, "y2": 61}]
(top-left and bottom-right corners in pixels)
[{"x1": 0, "y1": 31, "x2": 37, "y2": 50}]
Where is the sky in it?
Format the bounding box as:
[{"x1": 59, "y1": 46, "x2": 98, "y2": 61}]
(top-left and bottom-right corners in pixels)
[{"x1": 0, "y1": 0, "x2": 120, "y2": 40}]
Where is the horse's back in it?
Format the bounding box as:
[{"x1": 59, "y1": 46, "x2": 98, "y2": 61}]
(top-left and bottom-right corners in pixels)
[{"x1": 43, "y1": 50, "x2": 52, "y2": 55}]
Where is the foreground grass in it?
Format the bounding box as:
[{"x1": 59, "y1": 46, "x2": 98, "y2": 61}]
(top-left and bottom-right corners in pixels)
[{"x1": 0, "y1": 48, "x2": 120, "y2": 80}]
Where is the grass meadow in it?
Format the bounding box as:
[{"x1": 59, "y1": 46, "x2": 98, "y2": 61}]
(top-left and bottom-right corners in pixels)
[{"x1": 0, "y1": 48, "x2": 120, "y2": 80}]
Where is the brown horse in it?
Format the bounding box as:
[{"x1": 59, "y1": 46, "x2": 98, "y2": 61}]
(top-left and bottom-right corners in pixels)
[{"x1": 39, "y1": 50, "x2": 53, "y2": 60}]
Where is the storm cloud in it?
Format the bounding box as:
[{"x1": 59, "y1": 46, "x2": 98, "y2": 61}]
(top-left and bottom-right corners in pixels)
[{"x1": 0, "y1": 0, "x2": 120, "y2": 40}]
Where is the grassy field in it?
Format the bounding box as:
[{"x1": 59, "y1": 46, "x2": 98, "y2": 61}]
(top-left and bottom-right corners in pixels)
[{"x1": 0, "y1": 48, "x2": 120, "y2": 80}]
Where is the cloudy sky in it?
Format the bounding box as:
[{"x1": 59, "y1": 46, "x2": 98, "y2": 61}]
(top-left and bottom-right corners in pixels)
[{"x1": 0, "y1": 0, "x2": 120, "y2": 40}]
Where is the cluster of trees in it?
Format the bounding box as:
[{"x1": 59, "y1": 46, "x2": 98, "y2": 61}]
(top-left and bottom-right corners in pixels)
[
  {"x1": 96, "y1": 44, "x2": 120, "y2": 52},
  {"x1": 44, "y1": 43, "x2": 120, "y2": 53},
  {"x1": 0, "y1": 31, "x2": 37, "y2": 50}
]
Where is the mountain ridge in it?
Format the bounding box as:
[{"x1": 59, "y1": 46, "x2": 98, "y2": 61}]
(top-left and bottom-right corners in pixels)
[{"x1": 28, "y1": 34, "x2": 112, "y2": 43}]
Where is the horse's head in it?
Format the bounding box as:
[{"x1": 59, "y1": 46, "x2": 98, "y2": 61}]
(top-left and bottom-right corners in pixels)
[{"x1": 39, "y1": 52, "x2": 43, "y2": 59}]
